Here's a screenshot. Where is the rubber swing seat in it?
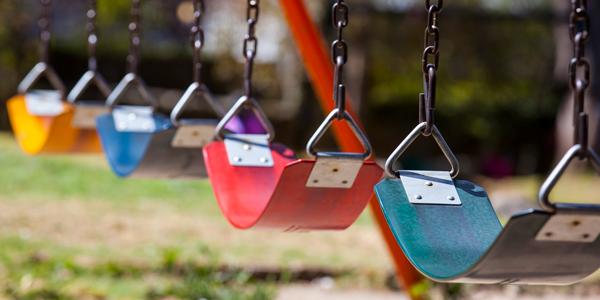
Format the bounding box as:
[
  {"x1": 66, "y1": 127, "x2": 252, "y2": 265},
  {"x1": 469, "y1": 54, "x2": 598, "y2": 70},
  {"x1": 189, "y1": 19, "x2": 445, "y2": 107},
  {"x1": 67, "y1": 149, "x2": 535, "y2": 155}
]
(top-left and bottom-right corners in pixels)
[
  {"x1": 7, "y1": 94, "x2": 101, "y2": 155},
  {"x1": 375, "y1": 177, "x2": 600, "y2": 285},
  {"x1": 203, "y1": 140, "x2": 382, "y2": 231}
]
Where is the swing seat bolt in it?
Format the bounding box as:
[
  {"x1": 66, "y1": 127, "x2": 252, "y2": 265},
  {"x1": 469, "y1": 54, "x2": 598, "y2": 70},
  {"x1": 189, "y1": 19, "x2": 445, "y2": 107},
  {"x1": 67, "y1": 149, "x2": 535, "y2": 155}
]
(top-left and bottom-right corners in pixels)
[
  {"x1": 234, "y1": 156, "x2": 242, "y2": 162},
  {"x1": 259, "y1": 157, "x2": 268, "y2": 163},
  {"x1": 425, "y1": 181, "x2": 433, "y2": 186},
  {"x1": 415, "y1": 195, "x2": 423, "y2": 200},
  {"x1": 243, "y1": 144, "x2": 252, "y2": 151},
  {"x1": 447, "y1": 196, "x2": 455, "y2": 201}
]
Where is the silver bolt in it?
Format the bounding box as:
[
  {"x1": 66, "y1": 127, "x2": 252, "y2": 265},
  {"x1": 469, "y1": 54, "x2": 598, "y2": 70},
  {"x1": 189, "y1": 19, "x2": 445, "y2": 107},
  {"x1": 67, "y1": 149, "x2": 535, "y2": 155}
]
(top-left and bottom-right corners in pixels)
[
  {"x1": 243, "y1": 144, "x2": 252, "y2": 151},
  {"x1": 448, "y1": 196, "x2": 455, "y2": 201},
  {"x1": 425, "y1": 181, "x2": 433, "y2": 186},
  {"x1": 234, "y1": 156, "x2": 242, "y2": 162},
  {"x1": 415, "y1": 195, "x2": 423, "y2": 200},
  {"x1": 260, "y1": 157, "x2": 268, "y2": 163}
]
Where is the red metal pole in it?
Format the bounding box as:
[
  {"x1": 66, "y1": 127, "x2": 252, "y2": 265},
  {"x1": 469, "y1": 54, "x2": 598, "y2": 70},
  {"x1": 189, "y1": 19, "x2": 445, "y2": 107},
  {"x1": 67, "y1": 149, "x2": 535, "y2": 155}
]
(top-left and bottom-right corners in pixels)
[{"x1": 278, "y1": 1, "x2": 427, "y2": 299}]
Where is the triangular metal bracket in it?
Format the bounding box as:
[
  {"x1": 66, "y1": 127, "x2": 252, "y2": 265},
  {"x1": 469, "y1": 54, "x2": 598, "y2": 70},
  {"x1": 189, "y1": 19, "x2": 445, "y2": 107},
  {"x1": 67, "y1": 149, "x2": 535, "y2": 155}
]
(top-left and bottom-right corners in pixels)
[
  {"x1": 67, "y1": 70, "x2": 111, "y2": 103},
  {"x1": 18, "y1": 62, "x2": 66, "y2": 96},
  {"x1": 106, "y1": 73, "x2": 156, "y2": 109},
  {"x1": 385, "y1": 122, "x2": 460, "y2": 179},
  {"x1": 305, "y1": 109, "x2": 372, "y2": 160},
  {"x1": 170, "y1": 82, "x2": 224, "y2": 126}
]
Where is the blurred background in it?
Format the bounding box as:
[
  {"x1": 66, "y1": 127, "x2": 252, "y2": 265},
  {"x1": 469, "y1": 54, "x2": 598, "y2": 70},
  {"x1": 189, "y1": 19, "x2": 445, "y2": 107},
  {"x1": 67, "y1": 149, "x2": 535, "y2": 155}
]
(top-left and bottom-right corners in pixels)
[{"x1": 0, "y1": 0, "x2": 599, "y2": 299}]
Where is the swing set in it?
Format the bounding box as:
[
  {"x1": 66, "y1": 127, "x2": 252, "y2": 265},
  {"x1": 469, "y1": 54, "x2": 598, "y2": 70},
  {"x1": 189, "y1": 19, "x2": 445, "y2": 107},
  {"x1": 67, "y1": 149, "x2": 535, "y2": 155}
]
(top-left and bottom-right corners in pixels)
[{"x1": 4, "y1": 0, "x2": 600, "y2": 298}]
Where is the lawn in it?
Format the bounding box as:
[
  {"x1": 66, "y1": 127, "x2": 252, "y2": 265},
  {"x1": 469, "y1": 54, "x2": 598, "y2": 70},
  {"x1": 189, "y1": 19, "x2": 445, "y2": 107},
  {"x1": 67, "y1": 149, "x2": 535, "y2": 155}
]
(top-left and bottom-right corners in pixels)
[
  {"x1": 0, "y1": 133, "x2": 390, "y2": 299},
  {"x1": 0, "y1": 133, "x2": 599, "y2": 300}
]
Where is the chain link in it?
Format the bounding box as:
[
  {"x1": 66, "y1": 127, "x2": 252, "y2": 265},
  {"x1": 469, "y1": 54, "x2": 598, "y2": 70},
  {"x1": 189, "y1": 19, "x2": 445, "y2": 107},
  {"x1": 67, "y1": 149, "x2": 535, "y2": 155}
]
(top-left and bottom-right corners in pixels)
[
  {"x1": 191, "y1": 0, "x2": 205, "y2": 84},
  {"x1": 242, "y1": 0, "x2": 259, "y2": 98},
  {"x1": 39, "y1": 0, "x2": 52, "y2": 63},
  {"x1": 568, "y1": 0, "x2": 591, "y2": 156},
  {"x1": 420, "y1": 0, "x2": 443, "y2": 135},
  {"x1": 127, "y1": 0, "x2": 141, "y2": 74},
  {"x1": 331, "y1": 0, "x2": 349, "y2": 118},
  {"x1": 87, "y1": 0, "x2": 98, "y2": 71}
]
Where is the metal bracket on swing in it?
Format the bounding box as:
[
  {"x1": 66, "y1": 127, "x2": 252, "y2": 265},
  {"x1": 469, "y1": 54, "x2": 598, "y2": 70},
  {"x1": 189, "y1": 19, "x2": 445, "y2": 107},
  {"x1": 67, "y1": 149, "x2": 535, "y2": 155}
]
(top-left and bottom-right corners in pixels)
[
  {"x1": 25, "y1": 90, "x2": 65, "y2": 117},
  {"x1": 172, "y1": 120, "x2": 218, "y2": 148},
  {"x1": 400, "y1": 170, "x2": 461, "y2": 205},
  {"x1": 536, "y1": 214, "x2": 600, "y2": 243},
  {"x1": 224, "y1": 134, "x2": 274, "y2": 167},
  {"x1": 19, "y1": 62, "x2": 67, "y2": 117},
  {"x1": 306, "y1": 156, "x2": 363, "y2": 189},
  {"x1": 170, "y1": 83, "x2": 223, "y2": 148},
  {"x1": 113, "y1": 106, "x2": 159, "y2": 133}
]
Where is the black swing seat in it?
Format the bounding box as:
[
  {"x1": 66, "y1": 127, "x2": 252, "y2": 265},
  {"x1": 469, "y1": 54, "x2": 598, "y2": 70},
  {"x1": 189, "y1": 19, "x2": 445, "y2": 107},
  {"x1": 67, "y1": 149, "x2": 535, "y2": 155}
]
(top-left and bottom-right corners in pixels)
[{"x1": 375, "y1": 173, "x2": 600, "y2": 285}]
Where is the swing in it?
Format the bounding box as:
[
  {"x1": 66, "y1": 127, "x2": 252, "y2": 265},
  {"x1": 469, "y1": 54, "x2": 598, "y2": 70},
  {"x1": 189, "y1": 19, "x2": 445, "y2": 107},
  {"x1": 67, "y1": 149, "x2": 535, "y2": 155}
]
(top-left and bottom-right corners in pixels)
[
  {"x1": 67, "y1": 0, "x2": 111, "y2": 130},
  {"x1": 375, "y1": 0, "x2": 600, "y2": 285},
  {"x1": 6, "y1": 0, "x2": 101, "y2": 155},
  {"x1": 203, "y1": 0, "x2": 383, "y2": 231},
  {"x1": 95, "y1": 0, "x2": 234, "y2": 178}
]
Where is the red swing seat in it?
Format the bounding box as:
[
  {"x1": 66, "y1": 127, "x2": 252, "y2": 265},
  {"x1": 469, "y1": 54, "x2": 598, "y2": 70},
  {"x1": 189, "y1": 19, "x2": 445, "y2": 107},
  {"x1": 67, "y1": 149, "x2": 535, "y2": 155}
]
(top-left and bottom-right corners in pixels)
[{"x1": 204, "y1": 97, "x2": 382, "y2": 231}]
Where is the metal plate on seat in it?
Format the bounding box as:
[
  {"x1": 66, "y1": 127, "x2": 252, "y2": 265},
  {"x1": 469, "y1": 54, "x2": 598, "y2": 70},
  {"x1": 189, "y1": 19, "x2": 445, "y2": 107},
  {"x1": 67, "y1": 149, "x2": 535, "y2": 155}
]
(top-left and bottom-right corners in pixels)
[
  {"x1": 536, "y1": 214, "x2": 600, "y2": 243},
  {"x1": 171, "y1": 119, "x2": 218, "y2": 148},
  {"x1": 113, "y1": 106, "x2": 160, "y2": 133},
  {"x1": 25, "y1": 90, "x2": 65, "y2": 117},
  {"x1": 224, "y1": 134, "x2": 274, "y2": 167},
  {"x1": 305, "y1": 156, "x2": 363, "y2": 188},
  {"x1": 400, "y1": 170, "x2": 462, "y2": 205},
  {"x1": 72, "y1": 102, "x2": 109, "y2": 129}
]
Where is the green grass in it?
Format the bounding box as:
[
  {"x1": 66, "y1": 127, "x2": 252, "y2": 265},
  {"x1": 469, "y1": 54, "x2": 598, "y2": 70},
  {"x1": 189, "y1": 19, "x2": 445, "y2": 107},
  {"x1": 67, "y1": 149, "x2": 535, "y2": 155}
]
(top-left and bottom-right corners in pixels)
[
  {"x1": 0, "y1": 235, "x2": 275, "y2": 300},
  {"x1": 2, "y1": 132, "x2": 599, "y2": 299},
  {"x1": 0, "y1": 134, "x2": 217, "y2": 212}
]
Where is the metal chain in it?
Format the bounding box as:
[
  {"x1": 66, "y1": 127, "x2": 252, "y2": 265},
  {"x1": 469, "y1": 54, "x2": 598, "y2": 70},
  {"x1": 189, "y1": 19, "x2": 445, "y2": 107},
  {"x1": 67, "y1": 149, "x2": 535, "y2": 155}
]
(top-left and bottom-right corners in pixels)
[
  {"x1": 127, "y1": 0, "x2": 141, "y2": 74},
  {"x1": 191, "y1": 0, "x2": 205, "y2": 85},
  {"x1": 420, "y1": 0, "x2": 443, "y2": 135},
  {"x1": 242, "y1": 0, "x2": 259, "y2": 98},
  {"x1": 568, "y1": 0, "x2": 591, "y2": 157},
  {"x1": 87, "y1": 0, "x2": 98, "y2": 71},
  {"x1": 39, "y1": 0, "x2": 52, "y2": 63},
  {"x1": 331, "y1": 0, "x2": 349, "y2": 118}
]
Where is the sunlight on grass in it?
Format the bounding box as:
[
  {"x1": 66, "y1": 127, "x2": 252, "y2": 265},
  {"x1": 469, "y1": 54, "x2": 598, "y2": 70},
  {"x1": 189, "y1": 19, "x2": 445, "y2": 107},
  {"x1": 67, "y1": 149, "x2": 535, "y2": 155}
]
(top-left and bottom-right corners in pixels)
[{"x1": 0, "y1": 133, "x2": 215, "y2": 211}]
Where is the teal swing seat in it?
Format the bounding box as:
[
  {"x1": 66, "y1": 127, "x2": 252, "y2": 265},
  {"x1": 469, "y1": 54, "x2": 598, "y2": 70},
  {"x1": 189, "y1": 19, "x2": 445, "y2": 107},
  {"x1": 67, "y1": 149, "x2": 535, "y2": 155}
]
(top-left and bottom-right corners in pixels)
[
  {"x1": 376, "y1": 176, "x2": 600, "y2": 284},
  {"x1": 375, "y1": 123, "x2": 600, "y2": 285}
]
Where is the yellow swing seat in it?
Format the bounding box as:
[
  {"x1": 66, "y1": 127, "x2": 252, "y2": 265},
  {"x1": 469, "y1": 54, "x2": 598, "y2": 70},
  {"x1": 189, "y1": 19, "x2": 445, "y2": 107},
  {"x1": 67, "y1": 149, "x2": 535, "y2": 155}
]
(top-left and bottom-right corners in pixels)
[{"x1": 7, "y1": 62, "x2": 102, "y2": 155}]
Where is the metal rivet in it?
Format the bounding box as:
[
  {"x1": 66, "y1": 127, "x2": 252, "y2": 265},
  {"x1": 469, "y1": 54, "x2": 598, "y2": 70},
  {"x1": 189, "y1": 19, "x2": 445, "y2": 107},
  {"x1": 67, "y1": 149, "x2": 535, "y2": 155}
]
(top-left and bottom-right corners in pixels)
[
  {"x1": 234, "y1": 156, "x2": 242, "y2": 162},
  {"x1": 332, "y1": 168, "x2": 339, "y2": 173},
  {"x1": 425, "y1": 181, "x2": 433, "y2": 186},
  {"x1": 313, "y1": 179, "x2": 319, "y2": 183},
  {"x1": 583, "y1": 233, "x2": 590, "y2": 239},
  {"x1": 342, "y1": 180, "x2": 348, "y2": 184},
  {"x1": 415, "y1": 195, "x2": 423, "y2": 200},
  {"x1": 572, "y1": 220, "x2": 581, "y2": 227},
  {"x1": 260, "y1": 157, "x2": 268, "y2": 163},
  {"x1": 447, "y1": 196, "x2": 455, "y2": 201},
  {"x1": 545, "y1": 232, "x2": 553, "y2": 237},
  {"x1": 243, "y1": 144, "x2": 252, "y2": 151}
]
